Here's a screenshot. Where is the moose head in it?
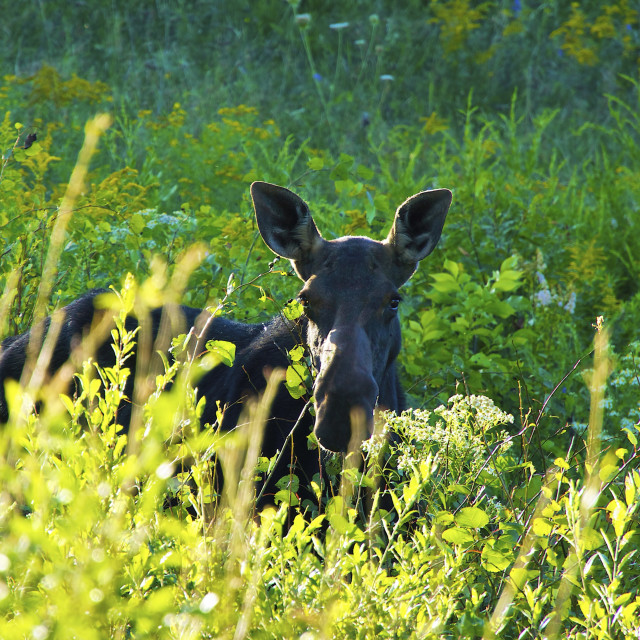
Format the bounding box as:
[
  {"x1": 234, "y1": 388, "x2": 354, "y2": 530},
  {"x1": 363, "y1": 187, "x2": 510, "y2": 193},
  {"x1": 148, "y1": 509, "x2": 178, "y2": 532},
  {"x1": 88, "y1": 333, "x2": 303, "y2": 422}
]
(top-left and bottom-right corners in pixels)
[{"x1": 251, "y1": 182, "x2": 452, "y2": 452}]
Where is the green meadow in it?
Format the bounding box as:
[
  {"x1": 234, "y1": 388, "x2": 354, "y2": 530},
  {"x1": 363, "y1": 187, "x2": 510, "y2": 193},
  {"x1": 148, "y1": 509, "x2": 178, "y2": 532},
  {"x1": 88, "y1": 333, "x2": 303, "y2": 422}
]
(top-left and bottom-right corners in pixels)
[{"x1": 0, "y1": 1, "x2": 639, "y2": 637}]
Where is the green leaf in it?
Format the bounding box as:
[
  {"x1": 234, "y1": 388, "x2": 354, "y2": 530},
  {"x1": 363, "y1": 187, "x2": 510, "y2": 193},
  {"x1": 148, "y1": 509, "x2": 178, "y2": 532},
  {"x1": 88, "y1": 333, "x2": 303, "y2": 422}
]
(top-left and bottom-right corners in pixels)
[
  {"x1": 599, "y1": 463, "x2": 618, "y2": 483},
  {"x1": 274, "y1": 489, "x2": 300, "y2": 506},
  {"x1": 59, "y1": 394, "x2": 76, "y2": 417},
  {"x1": 402, "y1": 474, "x2": 420, "y2": 504},
  {"x1": 532, "y1": 517, "x2": 552, "y2": 536},
  {"x1": 430, "y1": 272, "x2": 460, "y2": 293},
  {"x1": 509, "y1": 568, "x2": 539, "y2": 590},
  {"x1": 447, "y1": 484, "x2": 470, "y2": 495},
  {"x1": 329, "y1": 514, "x2": 365, "y2": 542},
  {"x1": 625, "y1": 474, "x2": 636, "y2": 508},
  {"x1": 283, "y1": 299, "x2": 304, "y2": 321},
  {"x1": 330, "y1": 154, "x2": 354, "y2": 180},
  {"x1": 493, "y1": 269, "x2": 523, "y2": 292},
  {"x1": 389, "y1": 490, "x2": 402, "y2": 515},
  {"x1": 89, "y1": 378, "x2": 102, "y2": 399},
  {"x1": 469, "y1": 352, "x2": 495, "y2": 369},
  {"x1": 129, "y1": 212, "x2": 146, "y2": 234},
  {"x1": 205, "y1": 340, "x2": 236, "y2": 367},
  {"x1": 276, "y1": 473, "x2": 299, "y2": 493},
  {"x1": 443, "y1": 259, "x2": 459, "y2": 278},
  {"x1": 289, "y1": 345, "x2": 305, "y2": 362},
  {"x1": 546, "y1": 545, "x2": 560, "y2": 567},
  {"x1": 623, "y1": 428, "x2": 638, "y2": 446},
  {"x1": 24, "y1": 140, "x2": 42, "y2": 156},
  {"x1": 441, "y1": 527, "x2": 474, "y2": 545},
  {"x1": 286, "y1": 363, "x2": 308, "y2": 386},
  {"x1": 579, "y1": 526, "x2": 602, "y2": 552},
  {"x1": 434, "y1": 511, "x2": 454, "y2": 525},
  {"x1": 357, "y1": 164, "x2": 374, "y2": 180},
  {"x1": 474, "y1": 173, "x2": 489, "y2": 197},
  {"x1": 285, "y1": 363, "x2": 309, "y2": 399},
  {"x1": 607, "y1": 499, "x2": 627, "y2": 538},
  {"x1": 483, "y1": 300, "x2": 515, "y2": 318},
  {"x1": 308, "y1": 157, "x2": 324, "y2": 170},
  {"x1": 481, "y1": 545, "x2": 512, "y2": 572},
  {"x1": 423, "y1": 329, "x2": 446, "y2": 341},
  {"x1": 455, "y1": 507, "x2": 489, "y2": 529}
]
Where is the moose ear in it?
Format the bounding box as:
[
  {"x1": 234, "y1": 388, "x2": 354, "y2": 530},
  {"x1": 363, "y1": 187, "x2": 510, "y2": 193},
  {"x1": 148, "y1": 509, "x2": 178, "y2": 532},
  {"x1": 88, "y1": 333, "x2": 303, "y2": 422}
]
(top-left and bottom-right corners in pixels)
[
  {"x1": 251, "y1": 182, "x2": 324, "y2": 278},
  {"x1": 384, "y1": 188, "x2": 452, "y2": 284}
]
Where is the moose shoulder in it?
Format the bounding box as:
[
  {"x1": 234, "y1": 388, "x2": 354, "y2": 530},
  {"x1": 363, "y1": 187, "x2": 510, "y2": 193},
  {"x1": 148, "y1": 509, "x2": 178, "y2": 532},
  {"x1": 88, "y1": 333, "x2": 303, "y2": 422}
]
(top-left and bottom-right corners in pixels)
[{"x1": 0, "y1": 181, "x2": 452, "y2": 506}]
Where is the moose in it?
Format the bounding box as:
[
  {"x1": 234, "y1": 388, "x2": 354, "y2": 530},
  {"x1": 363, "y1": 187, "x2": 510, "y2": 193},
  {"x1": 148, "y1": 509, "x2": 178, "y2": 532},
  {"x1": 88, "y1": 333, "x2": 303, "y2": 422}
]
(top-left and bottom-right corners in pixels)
[{"x1": 0, "y1": 181, "x2": 452, "y2": 509}]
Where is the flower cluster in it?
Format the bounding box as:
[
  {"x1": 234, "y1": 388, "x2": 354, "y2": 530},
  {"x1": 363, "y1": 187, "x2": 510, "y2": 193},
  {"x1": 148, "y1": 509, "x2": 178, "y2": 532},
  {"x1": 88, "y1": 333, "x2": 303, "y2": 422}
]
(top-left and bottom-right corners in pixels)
[
  {"x1": 440, "y1": 394, "x2": 514, "y2": 433},
  {"x1": 534, "y1": 270, "x2": 577, "y2": 314},
  {"x1": 551, "y1": 2, "x2": 638, "y2": 65},
  {"x1": 376, "y1": 394, "x2": 514, "y2": 478}
]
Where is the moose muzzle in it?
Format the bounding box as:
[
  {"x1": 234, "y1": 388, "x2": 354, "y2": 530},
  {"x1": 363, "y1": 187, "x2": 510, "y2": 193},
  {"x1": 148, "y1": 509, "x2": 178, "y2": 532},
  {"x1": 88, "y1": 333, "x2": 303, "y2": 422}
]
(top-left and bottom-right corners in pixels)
[{"x1": 312, "y1": 326, "x2": 379, "y2": 453}]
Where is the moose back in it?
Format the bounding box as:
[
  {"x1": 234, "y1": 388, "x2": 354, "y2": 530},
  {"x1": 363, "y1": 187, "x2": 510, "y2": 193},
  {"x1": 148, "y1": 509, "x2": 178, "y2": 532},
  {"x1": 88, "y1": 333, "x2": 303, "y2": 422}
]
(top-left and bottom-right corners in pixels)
[{"x1": 0, "y1": 181, "x2": 452, "y2": 508}]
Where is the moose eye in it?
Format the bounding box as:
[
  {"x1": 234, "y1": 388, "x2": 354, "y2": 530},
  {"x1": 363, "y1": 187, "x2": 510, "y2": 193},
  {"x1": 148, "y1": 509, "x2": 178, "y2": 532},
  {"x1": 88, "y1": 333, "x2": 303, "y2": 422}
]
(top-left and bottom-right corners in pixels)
[{"x1": 389, "y1": 297, "x2": 401, "y2": 311}]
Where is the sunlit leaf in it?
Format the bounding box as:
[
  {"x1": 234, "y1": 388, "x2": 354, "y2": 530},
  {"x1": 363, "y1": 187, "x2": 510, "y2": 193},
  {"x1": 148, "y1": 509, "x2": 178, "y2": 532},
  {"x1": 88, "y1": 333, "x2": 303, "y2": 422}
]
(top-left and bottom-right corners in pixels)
[
  {"x1": 481, "y1": 545, "x2": 511, "y2": 572},
  {"x1": 455, "y1": 507, "x2": 489, "y2": 529},
  {"x1": 441, "y1": 527, "x2": 474, "y2": 545},
  {"x1": 205, "y1": 340, "x2": 236, "y2": 367}
]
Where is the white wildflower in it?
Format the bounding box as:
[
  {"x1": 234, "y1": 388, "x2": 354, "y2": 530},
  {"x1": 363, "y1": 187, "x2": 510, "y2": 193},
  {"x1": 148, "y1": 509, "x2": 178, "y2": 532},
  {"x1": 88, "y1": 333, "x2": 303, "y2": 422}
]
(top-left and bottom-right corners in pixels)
[{"x1": 380, "y1": 394, "x2": 513, "y2": 480}]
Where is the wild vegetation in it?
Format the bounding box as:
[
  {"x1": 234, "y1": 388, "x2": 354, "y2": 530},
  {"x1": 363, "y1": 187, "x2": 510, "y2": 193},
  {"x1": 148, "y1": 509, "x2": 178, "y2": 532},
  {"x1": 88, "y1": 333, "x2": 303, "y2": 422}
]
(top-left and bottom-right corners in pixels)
[{"x1": 0, "y1": 1, "x2": 639, "y2": 638}]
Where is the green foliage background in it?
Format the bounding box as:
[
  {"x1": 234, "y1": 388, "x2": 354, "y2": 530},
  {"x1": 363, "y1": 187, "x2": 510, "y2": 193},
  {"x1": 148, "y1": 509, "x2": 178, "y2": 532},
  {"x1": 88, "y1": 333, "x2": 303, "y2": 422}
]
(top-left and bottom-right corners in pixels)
[{"x1": 1, "y1": 1, "x2": 639, "y2": 638}]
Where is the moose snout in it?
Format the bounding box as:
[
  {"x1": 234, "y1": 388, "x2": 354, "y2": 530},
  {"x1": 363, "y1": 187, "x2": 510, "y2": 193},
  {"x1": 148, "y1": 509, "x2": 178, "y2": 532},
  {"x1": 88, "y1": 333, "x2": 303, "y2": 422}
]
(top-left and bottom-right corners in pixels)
[{"x1": 312, "y1": 327, "x2": 379, "y2": 453}]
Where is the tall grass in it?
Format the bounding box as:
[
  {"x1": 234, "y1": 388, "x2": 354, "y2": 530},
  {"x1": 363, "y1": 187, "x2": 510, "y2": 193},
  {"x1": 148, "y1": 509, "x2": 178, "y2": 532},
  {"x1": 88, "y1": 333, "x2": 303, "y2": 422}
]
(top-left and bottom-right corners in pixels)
[{"x1": 1, "y1": 279, "x2": 636, "y2": 637}]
